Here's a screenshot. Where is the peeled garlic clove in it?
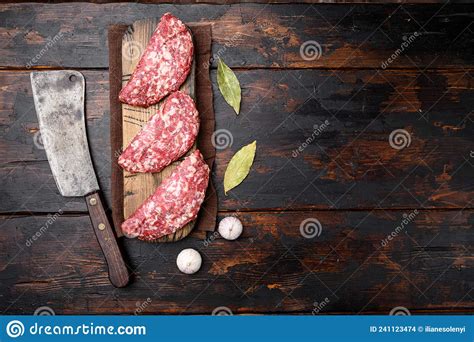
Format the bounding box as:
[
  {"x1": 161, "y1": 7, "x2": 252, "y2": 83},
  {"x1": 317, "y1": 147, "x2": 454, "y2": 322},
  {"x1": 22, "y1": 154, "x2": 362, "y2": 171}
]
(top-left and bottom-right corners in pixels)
[
  {"x1": 218, "y1": 216, "x2": 243, "y2": 240},
  {"x1": 176, "y1": 248, "x2": 202, "y2": 274}
]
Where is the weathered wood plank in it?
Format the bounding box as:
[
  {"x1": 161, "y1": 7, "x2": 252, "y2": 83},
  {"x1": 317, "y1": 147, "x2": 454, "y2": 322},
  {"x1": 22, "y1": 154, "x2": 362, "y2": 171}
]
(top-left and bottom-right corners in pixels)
[
  {"x1": 1, "y1": 0, "x2": 458, "y2": 4},
  {"x1": 0, "y1": 210, "x2": 472, "y2": 314},
  {"x1": 0, "y1": 69, "x2": 472, "y2": 213},
  {"x1": 0, "y1": 3, "x2": 472, "y2": 69},
  {"x1": 0, "y1": 70, "x2": 110, "y2": 212},
  {"x1": 213, "y1": 68, "x2": 474, "y2": 211}
]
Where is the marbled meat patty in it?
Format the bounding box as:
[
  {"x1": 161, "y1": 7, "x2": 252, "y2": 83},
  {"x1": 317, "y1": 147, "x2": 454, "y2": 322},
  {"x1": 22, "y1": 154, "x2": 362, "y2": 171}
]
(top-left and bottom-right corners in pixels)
[
  {"x1": 118, "y1": 91, "x2": 199, "y2": 173},
  {"x1": 119, "y1": 13, "x2": 194, "y2": 107},
  {"x1": 122, "y1": 150, "x2": 210, "y2": 241}
]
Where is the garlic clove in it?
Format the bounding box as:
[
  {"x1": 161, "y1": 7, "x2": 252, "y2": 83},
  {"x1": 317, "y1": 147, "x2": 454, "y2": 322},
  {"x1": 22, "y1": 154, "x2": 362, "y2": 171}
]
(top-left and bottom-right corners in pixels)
[
  {"x1": 218, "y1": 216, "x2": 243, "y2": 240},
  {"x1": 176, "y1": 248, "x2": 202, "y2": 274}
]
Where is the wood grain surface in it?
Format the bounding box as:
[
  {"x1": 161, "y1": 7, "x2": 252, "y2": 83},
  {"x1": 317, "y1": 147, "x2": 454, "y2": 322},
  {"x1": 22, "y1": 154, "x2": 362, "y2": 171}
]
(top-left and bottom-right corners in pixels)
[
  {"x1": 0, "y1": 3, "x2": 472, "y2": 69},
  {"x1": 0, "y1": 2, "x2": 472, "y2": 315},
  {"x1": 1, "y1": 70, "x2": 472, "y2": 212},
  {"x1": 1, "y1": 210, "x2": 472, "y2": 314},
  {"x1": 121, "y1": 18, "x2": 197, "y2": 242}
]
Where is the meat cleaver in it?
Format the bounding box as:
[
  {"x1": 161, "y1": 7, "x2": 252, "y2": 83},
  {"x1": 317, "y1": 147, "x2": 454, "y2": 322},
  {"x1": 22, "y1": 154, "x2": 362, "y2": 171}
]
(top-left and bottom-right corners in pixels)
[{"x1": 31, "y1": 70, "x2": 129, "y2": 288}]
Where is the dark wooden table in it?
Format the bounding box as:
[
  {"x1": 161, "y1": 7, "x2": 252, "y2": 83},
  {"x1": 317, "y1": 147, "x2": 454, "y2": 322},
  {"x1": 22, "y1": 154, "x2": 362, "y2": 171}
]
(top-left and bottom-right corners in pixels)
[{"x1": 0, "y1": 2, "x2": 473, "y2": 315}]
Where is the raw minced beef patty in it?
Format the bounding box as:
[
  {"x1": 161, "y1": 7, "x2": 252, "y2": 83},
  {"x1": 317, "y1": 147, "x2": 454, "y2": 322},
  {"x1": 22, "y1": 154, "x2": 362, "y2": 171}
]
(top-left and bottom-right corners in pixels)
[
  {"x1": 122, "y1": 150, "x2": 210, "y2": 241},
  {"x1": 118, "y1": 91, "x2": 199, "y2": 173},
  {"x1": 119, "y1": 13, "x2": 194, "y2": 108}
]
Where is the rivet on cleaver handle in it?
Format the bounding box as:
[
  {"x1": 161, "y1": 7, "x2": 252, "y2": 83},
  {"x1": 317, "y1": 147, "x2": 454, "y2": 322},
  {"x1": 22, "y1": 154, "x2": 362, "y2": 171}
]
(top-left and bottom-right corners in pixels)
[{"x1": 31, "y1": 70, "x2": 129, "y2": 287}]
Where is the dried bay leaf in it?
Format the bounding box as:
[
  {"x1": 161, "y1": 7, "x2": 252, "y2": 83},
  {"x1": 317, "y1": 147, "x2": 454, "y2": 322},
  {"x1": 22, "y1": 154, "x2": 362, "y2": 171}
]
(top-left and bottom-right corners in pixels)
[
  {"x1": 217, "y1": 58, "x2": 241, "y2": 114},
  {"x1": 224, "y1": 141, "x2": 257, "y2": 195}
]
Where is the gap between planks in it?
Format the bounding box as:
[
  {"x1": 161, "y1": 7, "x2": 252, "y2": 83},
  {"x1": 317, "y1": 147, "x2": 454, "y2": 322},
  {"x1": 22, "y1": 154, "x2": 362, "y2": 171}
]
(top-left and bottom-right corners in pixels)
[
  {"x1": 1, "y1": 207, "x2": 473, "y2": 218},
  {"x1": 1, "y1": 66, "x2": 474, "y2": 72}
]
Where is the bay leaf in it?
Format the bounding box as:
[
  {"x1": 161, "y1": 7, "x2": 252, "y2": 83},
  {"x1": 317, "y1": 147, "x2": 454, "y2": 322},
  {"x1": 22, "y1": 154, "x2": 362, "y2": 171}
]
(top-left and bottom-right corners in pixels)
[
  {"x1": 224, "y1": 141, "x2": 257, "y2": 195},
  {"x1": 217, "y1": 58, "x2": 241, "y2": 115}
]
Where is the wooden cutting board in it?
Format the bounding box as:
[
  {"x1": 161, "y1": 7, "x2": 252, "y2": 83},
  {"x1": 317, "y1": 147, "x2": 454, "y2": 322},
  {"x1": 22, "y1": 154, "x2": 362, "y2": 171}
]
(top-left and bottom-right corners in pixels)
[{"x1": 121, "y1": 18, "x2": 196, "y2": 243}]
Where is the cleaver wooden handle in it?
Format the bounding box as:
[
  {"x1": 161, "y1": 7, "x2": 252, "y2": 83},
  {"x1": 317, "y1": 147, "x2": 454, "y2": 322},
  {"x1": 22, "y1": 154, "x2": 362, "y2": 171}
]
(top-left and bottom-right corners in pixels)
[{"x1": 86, "y1": 192, "x2": 129, "y2": 288}]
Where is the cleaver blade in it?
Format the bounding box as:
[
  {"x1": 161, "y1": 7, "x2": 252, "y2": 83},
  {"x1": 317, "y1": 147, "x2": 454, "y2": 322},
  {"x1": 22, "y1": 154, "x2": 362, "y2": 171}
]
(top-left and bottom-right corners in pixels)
[
  {"x1": 30, "y1": 70, "x2": 129, "y2": 288},
  {"x1": 30, "y1": 70, "x2": 99, "y2": 197}
]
